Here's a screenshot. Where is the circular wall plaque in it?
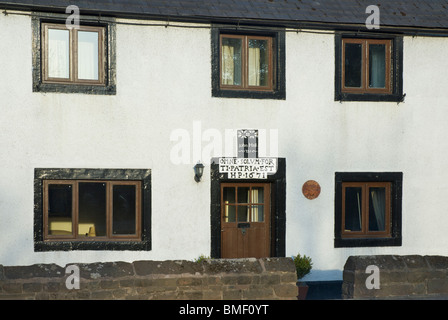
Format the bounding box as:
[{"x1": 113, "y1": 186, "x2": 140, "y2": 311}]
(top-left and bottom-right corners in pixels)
[{"x1": 302, "y1": 180, "x2": 321, "y2": 200}]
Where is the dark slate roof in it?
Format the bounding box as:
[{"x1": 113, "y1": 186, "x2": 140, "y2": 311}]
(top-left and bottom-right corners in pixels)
[{"x1": 1, "y1": 0, "x2": 448, "y2": 30}]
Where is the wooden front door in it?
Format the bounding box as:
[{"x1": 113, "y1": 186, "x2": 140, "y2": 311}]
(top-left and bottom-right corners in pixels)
[{"x1": 221, "y1": 183, "x2": 270, "y2": 258}]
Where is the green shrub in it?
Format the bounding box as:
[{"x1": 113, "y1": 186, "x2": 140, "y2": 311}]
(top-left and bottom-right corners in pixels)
[
  {"x1": 194, "y1": 254, "x2": 210, "y2": 263},
  {"x1": 293, "y1": 254, "x2": 313, "y2": 280}
]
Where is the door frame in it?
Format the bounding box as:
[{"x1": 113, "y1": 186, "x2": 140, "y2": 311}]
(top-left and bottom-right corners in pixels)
[{"x1": 210, "y1": 158, "x2": 286, "y2": 258}]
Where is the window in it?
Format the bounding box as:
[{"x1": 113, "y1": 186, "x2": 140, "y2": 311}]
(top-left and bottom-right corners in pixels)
[
  {"x1": 334, "y1": 172, "x2": 402, "y2": 248},
  {"x1": 220, "y1": 35, "x2": 273, "y2": 91},
  {"x1": 342, "y1": 39, "x2": 391, "y2": 94},
  {"x1": 43, "y1": 180, "x2": 141, "y2": 240},
  {"x1": 342, "y1": 182, "x2": 391, "y2": 238},
  {"x1": 335, "y1": 34, "x2": 403, "y2": 102},
  {"x1": 34, "y1": 169, "x2": 151, "y2": 251},
  {"x1": 32, "y1": 14, "x2": 116, "y2": 95},
  {"x1": 212, "y1": 26, "x2": 285, "y2": 99},
  {"x1": 222, "y1": 183, "x2": 269, "y2": 223},
  {"x1": 42, "y1": 23, "x2": 105, "y2": 85}
]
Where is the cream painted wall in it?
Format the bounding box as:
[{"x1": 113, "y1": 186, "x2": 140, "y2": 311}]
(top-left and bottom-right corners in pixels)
[{"x1": 1, "y1": 13, "x2": 448, "y2": 281}]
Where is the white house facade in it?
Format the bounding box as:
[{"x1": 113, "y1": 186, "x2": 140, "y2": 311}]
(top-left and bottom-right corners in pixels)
[{"x1": 1, "y1": 0, "x2": 448, "y2": 282}]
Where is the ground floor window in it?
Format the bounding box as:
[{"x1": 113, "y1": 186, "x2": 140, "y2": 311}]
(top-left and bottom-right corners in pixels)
[
  {"x1": 44, "y1": 180, "x2": 141, "y2": 240},
  {"x1": 334, "y1": 172, "x2": 402, "y2": 247},
  {"x1": 34, "y1": 168, "x2": 151, "y2": 251}
]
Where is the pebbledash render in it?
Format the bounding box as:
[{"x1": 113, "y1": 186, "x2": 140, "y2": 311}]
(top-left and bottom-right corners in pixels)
[{"x1": 0, "y1": 0, "x2": 448, "y2": 282}]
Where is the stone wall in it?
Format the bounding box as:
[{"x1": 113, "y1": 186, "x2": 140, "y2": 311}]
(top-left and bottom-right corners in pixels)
[
  {"x1": 343, "y1": 255, "x2": 448, "y2": 299},
  {"x1": 0, "y1": 258, "x2": 298, "y2": 300}
]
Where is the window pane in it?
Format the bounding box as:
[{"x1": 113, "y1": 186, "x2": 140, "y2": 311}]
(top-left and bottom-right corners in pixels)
[
  {"x1": 251, "y1": 205, "x2": 264, "y2": 222},
  {"x1": 48, "y1": 184, "x2": 72, "y2": 235},
  {"x1": 113, "y1": 185, "x2": 137, "y2": 235},
  {"x1": 48, "y1": 29, "x2": 70, "y2": 78},
  {"x1": 369, "y1": 44, "x2": 386, "y2": 88},
  {"x1": 78, "y1": 31, "x2": 99, "y2": 80},
  {"x1": 251, "y1": 187, "x2": 264, "y2": 203},
  {"x1": 224, "y1": 205, "x2": 236, "y2": 222},
  {"x1": 221, "y1": 37, "x2": 242, "y2": 86},
  {"x1": 237, "y1": 205, "x2": 249, "y2": 222},
  {"x1": 344, "y1": 43, "x2": 362, "y2": 88},
  {"x1": 237, "y1": 187, "x2": 249, "y2": 203},
  {"x1": 344, "y1": 187, "x2": 362, "y2": 231},
  {"x1": 78, "y1": 182, "x2": 106, "y2": 237},
  {"x1": 223, "y1": 187, "x2": 236, "y2": 203},
  {"x1": 369, "y1": 187, "x2": 386, "y2": 231},
  {"x1": 248, "y1": 39, "x2": 269, "y2": 87}
]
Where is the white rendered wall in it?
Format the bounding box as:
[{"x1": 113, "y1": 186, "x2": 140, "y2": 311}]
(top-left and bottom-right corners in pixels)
[{"x1": 1, "y1": 13, "x2": 448, "y2": 281}]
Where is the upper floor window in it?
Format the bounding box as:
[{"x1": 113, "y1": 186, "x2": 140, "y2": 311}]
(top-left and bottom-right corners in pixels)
[
  {"x1": 212, "y1": 26, "x2": 285, "y2": 100},
  {"x1": 335, "y1": 34, "x2": 403, "y2": 102},
  {"x1": 42, "y1": 23, "x2": 105, "y2": 85},
  {"x1": 220, "y1": 34, "x2": 273, "y2": 91},
  {"x1": 342, "y1": 38, "x2": 391, "y2": 94},
  {"x1": 32, "y1": 14, "x2": 116, "y2": 95}
]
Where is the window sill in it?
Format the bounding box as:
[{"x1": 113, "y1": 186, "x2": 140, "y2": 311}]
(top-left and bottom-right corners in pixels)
[
  {"x1": 34, "y1": 240, "x2": 151, "y2": 251},
  {"x1": 34, "y1": 83, "x2": 116, "y2": 95},
  {"x1": 212, "y1": 88, "x2": 285, "y2": 100},
  {"x1": 334, "y1": 237, "x2": 402, "y2": 248},
  {"x1": 335, "y1": 92, "x2": 406, "y2": 102}
]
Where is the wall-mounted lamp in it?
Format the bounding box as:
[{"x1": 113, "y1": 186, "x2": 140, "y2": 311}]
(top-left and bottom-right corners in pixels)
[{"x1": 194, "y1": 162, "x2": 205, "y2": 182}]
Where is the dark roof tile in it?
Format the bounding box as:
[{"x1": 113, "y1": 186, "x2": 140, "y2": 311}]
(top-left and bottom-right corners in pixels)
[{"x1": 1, "y1": 0, "x2": 448, "y2": 29}]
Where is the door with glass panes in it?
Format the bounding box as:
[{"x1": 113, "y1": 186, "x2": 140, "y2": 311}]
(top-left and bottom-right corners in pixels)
[{"x1": 221, "y1": 183, "x2": 270, "y2": 258}]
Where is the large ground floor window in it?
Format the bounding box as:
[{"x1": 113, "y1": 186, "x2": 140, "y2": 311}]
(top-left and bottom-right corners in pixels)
[{"x1": 34, "y1": 168, "x2": 151, "y2": 251}]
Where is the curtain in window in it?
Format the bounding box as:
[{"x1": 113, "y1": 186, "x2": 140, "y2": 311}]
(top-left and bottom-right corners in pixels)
[
  {"x1": 250, "y1": 188, "x2": 259, "y2": 222},
  {"x1": 221, "y1": 38, "x2": 242, "y2": 86},
  {"x1": 356, "y1": 191, "x2": 362, "y2": 230},
  {"x1": 78, "y1": 31, "x2": 99, "y2": 80},
  {"x1": 48, "y1": 29, "x2": 70, "y2": 78},
  {"x1": 370, "y1": 188, "x2": 386, "y2": 231},
  {"x1": 248, "y1": 47, "x2": 261, "y2": 86},
  {"x1": 369, "y1": 44, "x2": 386, "y2": 88},
  {"x1": 222, "y1": 45, "x2": 234, "y2": 85}
]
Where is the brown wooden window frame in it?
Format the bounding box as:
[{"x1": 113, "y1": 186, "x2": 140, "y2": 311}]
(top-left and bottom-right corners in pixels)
[
  {"x1": 43, "y1": 179, "x2": 141, "y2": 242},
  {"x1": 341, "y1": 38, "x2": 392, "y2": 94},
  {"x1": 221, "y1": 182, "x2": 271, "y2": 224},
  {"x1": 341, "y1": 181, "x2": 391, "y2": 239},
  {"x1": 41, "y1": 23, "x2": 105, "y2": 86},
  {"x1": 219, "y1": 34, "x2": 274, "y2": 91}
]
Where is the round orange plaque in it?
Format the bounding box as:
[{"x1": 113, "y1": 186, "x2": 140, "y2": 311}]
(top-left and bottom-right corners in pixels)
[{"x1": 302, "y1": 180, "x2": 321, "y2": 200}]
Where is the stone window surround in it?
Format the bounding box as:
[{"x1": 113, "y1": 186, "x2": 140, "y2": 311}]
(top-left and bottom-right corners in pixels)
[
  {"x1": 334, "y1": 171, "x2": 403, "y2": 248},
  {"x1": 31, "y1": 12, "x2": 117, "y2": 95}
]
